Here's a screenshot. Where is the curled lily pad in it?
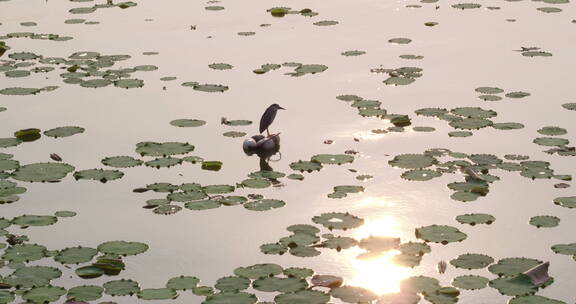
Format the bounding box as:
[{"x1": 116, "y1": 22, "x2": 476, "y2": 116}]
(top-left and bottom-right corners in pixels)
[
  {"x1": 14, "y1": 128, "x2": 41, "y2": 142},
  {"x1": 529, "y1": 216, "x2": 559, "y2": 228},
  {"x1": 101, "y1": 156, "x2": 143, "y2": 168},
  {"x1": 23, "y1": 286, "x2": 66, "y2": 304},
  {"x1": 416, "y1": 225, "x2": 467, "y2": 244},
  {"x1": 389, "y1": 154, "x2": 437, "y2": 169},
  {"x1": 55, "y1": 246, "x2": 98, "y2": 264},
  {"x1": 74, "y1": 169, "x2": 124, "y2": 182},
  {"x1": 136, "y1": 142, "x2": 194, "y2": 157},
  {"x1": 450, "y1": 253, "x2": 494, "y2": 269},
  {"x1": 488, "y1": 258, "x2": 542, "y2": 277},
  {"x1": 202, "y1": 161, "x2": 223, "y2": 171},
  {"x1": 312, "y1": 212, "x2": 364, "y2": 230},
  {"x1": 170, "y1": 119, "x2": 206, "y2": 127},
  {"x1": 137, "y1": 288, "x2": 177, "y2": 300},
  {"x1": 12, "y1": 163, "x2": 75, "y2": 182},
  {"x1": 103, "y1": 279, "x2": 140, "y2": 296},
  {"x1": 67, "y1": 285, "x2": 103, "y2": 301},
  {"x1": 97, "y1": 241, "x2": 148, "y2": 256},
  {"x1": 274, "y1": 290, "x2": 329, "y2": 304},
  {"x1": 455, "y1": 213, "x2": 495, "y2": 225}
]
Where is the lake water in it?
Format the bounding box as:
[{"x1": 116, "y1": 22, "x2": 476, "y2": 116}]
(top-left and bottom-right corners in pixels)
[{"x1": 1, "y1": 0, "x2": 575, "y2": 303}]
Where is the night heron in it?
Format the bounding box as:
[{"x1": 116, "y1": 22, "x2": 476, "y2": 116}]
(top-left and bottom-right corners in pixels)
[{"x1": 259, "y1": 104, "x2": 285, "y2": 136}]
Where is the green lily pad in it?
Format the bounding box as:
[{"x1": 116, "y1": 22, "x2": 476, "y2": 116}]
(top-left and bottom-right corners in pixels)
[
  {"x1": 452, "y1": 107, "x2": 497, "y2": 118},
  {"x1": 0, "y1": 291, "x2": 14, "y2": 304},
  {"x1": 103, "y1": 279, "x2": 140, "y2": 296},
  {"x1": 249, "y1": 171, "x2": 285, "y2": 179},
  {"x1": 67, "y1": 285, "x2": 103, "y2": 301},
  {"x1": 193, "y1": 286, "x2": 213, "y2": 296},
  {"x1": 522, "y1": 51, "x2": 552, "y2": 57},
  {"x1": 488, "y1": 258, "x2": 542, "y2": 277},
  {"x1": 182, "y1": 82, "x2": 228, "y2": 92},
  {"x1": 4, "y1": 266, "x2": 62, "y2": 288},
  {"x1": 0, "y1": 87, "x2": 41, "y2": 96},
  {"x1": 475, "y1": 87, "x2": 504, "y2": 94},
  {"x1": 312, "y1": 212, "x2": 364, "y2": 230},
  {"x1": 290, "y1": 160, "x2": 322, "y2": 172},
  {"x1": 287, "y1": 224, "x2": 320, "y2": 235},
  {"x1": 399, "y1": 242, "x2": 431, "y2": 256},
  {"x1": 330, "y1": 286, "x2": 378, "y2": 303},
  {"x1": 452, "y1": 3, "x2": 482, "y2": 9},
  {"x1": 529, "y1": 215, "x2": 559, "y2": 228},
  {"x1": 452, "y1": 275, "x2": 489, "y2": 290},
  {"x1": 533, "y1": 137, "x2": 569, "y2": 147},
  {"x1": 322, "y1": 236, "x2": 358, "y2": 251},
  {"x1": 493, "y1": 122, "x2": 524, "y2": 130},
  {"x1": 145, "y1": 157, "x2": 182, "y2": 168},
  {"x1": 55, "y1": 246, "x2": 98, "y2": 264},
  {"x1": 55, "y1": 210, "x2": 76, "y2": 217},
  {"x1": 274, "y1": 290, "x2": 330, "y2": 304},
  {"x1": 137, "y1": 288, "x2": 177, "y2": 300},
  {"x1": 166, "y1": 276, "x2": 199, "y2": 290},
  {"x1": 450, "y1": 253, "x2": 494, "y2": 269},
  {"x1": 80, "y1": 79, "x2": 112, "y2": 88},
  {"x1": 537, "y1": 126, "x2": 567, "y2": 136},
  {"x1": 341, "y1": 50, "x2": 366, "y2": 56},
  {"x1": 448, "y1": 131, "x2": 473, "y2": 137},
  {"x1": 478, "y1": 94, "x2": 503, "y2": 101},
  {"x1": 520, "y1": 167, "x2": 553, "y2": 179},
  {"x1": 215, "y1": 276, "x2": 251, "y2": 292},
  {"x1": 203, "y1": 184, "x2": 235, "y2": 194},
  {"x1": 415, "y1": 225, "x2": 467, "y2": 244},
  {"x1": 23, "y1": 286, "x2": 66, "y2": 304},
  {"x1": 12, "y1": 215, "x2": 57, "y2": 227},
  {"x1": 455, "y1": 213, "x2": 495, "y2": 225},
  {"x1": 415, "y1": 108, "x2": 448, "y2": 117},
  {"x1": 136, "y1": 142, "x2": 194, "y2": 157},
  {"x1": 240, "y1": 178, "x2": 271, "y2": 188},
  {"x1": 0, "y1": 159, "x2": 19, "y2": 171},
  {"x1": 401, "y1": 169, "x2": 442, "y2": 181},
  {"x1": 101, "y1": 156, "x2": 143, "y2": 168},
  {"x1": 260, "y1": 243, "x2": 288, "y2": 255},
  {"x1": 389, "y1": 38, "x2": 412, "y2": 44},
  {"x1": 551, "y1": 243, "x2": 576, "y2": 255},
  {"x1": 202, "y1": 161, "x2": 223, "y2": 171},
  {"x1": 147, "y1": 182, "x2": 179, "y2": 193},
  {"x1": 400, "y1": 276, "x2": 441, "y2": 294},
  {"x1": 553, "y1": 196, "x2": 576, "y2": 208},
  {"x1": 384, "y1": 76, "x2": 415, "y2": 86},
  {"x1": 114, "y1": 79, "x2": 144, "y2": 88},
  {"x1": 283, "y1": 267, "x2": 314, "y2": 279},
  {"x1": 205, "y1": 5, "x2": 225, "y2": 11},
  {"x1": 12, "y1": 163, "x2": 75, "y2": 182},
  {"x1": 209, "y1": 63, "x2": 233, "y2": 70},
  {"x1": 509, "y1": 295, "x2": 566, "y2": 304},
  {"x1": 389, "y1": 154, "x2": 437, "y2": 169},
  {"x1": 311, "y1": 154, "x2": 354, "y2": 165},
  {"x1": 73, "y1": 169, "x2": 124, "y2": 182},
  {"x1": 168, "y1": 191, "x2": 207, "y2": 202},
  {"x1": 97, "y1": 241, "x2": 148, "y2": 256},
  {"x1": 170, "y1": 119, "x2": 206, "y2": 127},
  {"x1": 234, "y1": 264, "x2": 283, "y2": 279},
  {"x1": 561, "y1": 103, "x2": 576, "y2": 111},
  {"x1": 222, "y1": 119, "x2": 252, "y2": 126},
  {"x1": 153, "y1": 204, "x2": 182, "y2": 215},
  {"x1": 185, "y1": 200, "x2": 221, "y2": 210},
  {"x1": 2, "y1": 244, "x2": 47, "y2": 262},
  {"x1": 313, "y1": 20, "x2": 338, "y2": 26},
  {"x1": 75, "y1": 265, "x2": 104, "y2": 278},
  {"x1": 489, "y1": 275, "x2": 541, "y2": 296},
  {"x1": 204, "y1": 292, "x2": 257, "y2": 304},
  {"x1": 244, "y1": 199, "x2": 285, "y2": 211},
  {"x1": 253, "y1": 277, "x2": 308, "y2": 292}
]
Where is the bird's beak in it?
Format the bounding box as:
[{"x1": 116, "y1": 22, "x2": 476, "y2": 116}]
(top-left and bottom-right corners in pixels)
[{"x1": 279, "y1": 106, "x2": 286, "y2": 110}]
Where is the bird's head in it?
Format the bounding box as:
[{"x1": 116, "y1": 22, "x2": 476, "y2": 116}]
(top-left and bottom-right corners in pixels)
[{"x1": 270, "y1": 104, "x2": 285, "y2": 110}]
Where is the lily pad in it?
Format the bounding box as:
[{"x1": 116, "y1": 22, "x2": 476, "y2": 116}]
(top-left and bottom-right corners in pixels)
[
  {"x1": 136, "y1": 142, "x2": 194, "y2": 157},
  {"x1": 55, "y1": 246, "x2": 98, "y2": 264},
  {"x1": 204, "y1": 292, "x2": 257, "y2": 304},
  {"x1": 389, "y1": 38, "x2": 412, "y2": 44},
  {"x1": 12, "y1": 215, "x2": 57, "y2": 227},
  {"x1": 101, "y1": 156, "x2": 143, "y2": 168},
  {"x1": 311, "y1": 154, "x2": 354, "y2": 165},
  {"x1": 529, "y1": 216, "x2": 559, "y2": 228},
  {"x1": 12, "y1": 163, "x2": 75, "y2": 182},
  {"x1": 509, "y1": 295, "x2": 566, "y2": 304},
  {"x1": 73, "y1": 169, "x2": 124, "y2": 182},
  {"x1": 312, "y1": 212, "x2": 364, "y2": 230},
  {"x1": 234, "y1": 264, "x2": 283, "y2": 279},
  {"x1": 244, "y1": 199, "x2": 285, "y2": 211},
  {"x1": 416, "y1": 225, "x2": 467, "y2": 244},
  {"x1": 455, "y1": 213, "x2": 495, "y2": 225},
  {"x1": 450, "y1": 253, "x2": 494, "y2": 269},
  {"x1": 4, "y1": 266, "x2": 62, "y2": 288},
  {"x1": 389, "y1": 154, "x2": 437, "y2": 169},
  {"x1": 215, "y1": 276, "x2": 251, "y2": 292},
  {"x1": 67, "y1": 285, "x2": 103, "y2": 301},
  {"x1": 489, "y1": 275, "x2": 541, "y2": 296},
  {"x1": 253, "y1": 277, "x2": 308, "y2": 293},
  {"x1": 145, "y1": 157, "x2": 182, "y2": 168},
  {"x1": 488, "y1": 258, "x2": 542, "y2": 277},
  {"x1": 23, "y1": 286, "x2": 66, "y2": 304},
  {"x1": 533, "y1": 137, "x2": 569, "y2": 147},
  {"x1": 290, "y1": 160, "x2": 322, "y2": 172},
  {"x1": 274, "y1": 290, "x2": 330, "y2": 304},
  {"x1": 330, "y1": 286, "x2": 378, "y2": 303},
  {"x1": 103, "y1": 279, "x2": 140, "y2": 296},
  {"x1": 182, "y1": 82, "x2": 228, "y2": 92},
  {"x1": 550, "y1": 243, "x2": 576, "y2": 255},
  {"x1": 97, "y1": 241, "x2": 148, "y2": 256},
  {"x1": 452, "y1": 275, "x2": 489, "y2": 290},
  {"x1": 170, "y1": 119, "x2": 206, "y2": 128},
  {"x1": 553, "y1": 196, "x2": 576, "y2": 208},
  {"x1": 137, "y1": 288, "x2": 177, "y2": 300},
  {"x1": 166, "y1": 275, "x2": 199, "y2": 290},
  {"x1": 401, "y1": 169, "x2": 442, "y2": 181}
]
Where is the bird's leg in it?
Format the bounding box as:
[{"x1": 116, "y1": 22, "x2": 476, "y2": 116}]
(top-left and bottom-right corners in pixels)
[{"x1": 266, "y1": 129, "x2": 270, "y2": 137}]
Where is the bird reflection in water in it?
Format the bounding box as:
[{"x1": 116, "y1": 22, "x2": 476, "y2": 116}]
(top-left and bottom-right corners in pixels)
[{"x1": 346, "y1": 214, "x2": 414, "y2": 295}]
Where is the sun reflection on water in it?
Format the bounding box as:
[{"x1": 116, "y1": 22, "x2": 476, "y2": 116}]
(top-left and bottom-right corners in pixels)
[{"x1": 345, "y1": 211, "x2": 414, "y2": 295}]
